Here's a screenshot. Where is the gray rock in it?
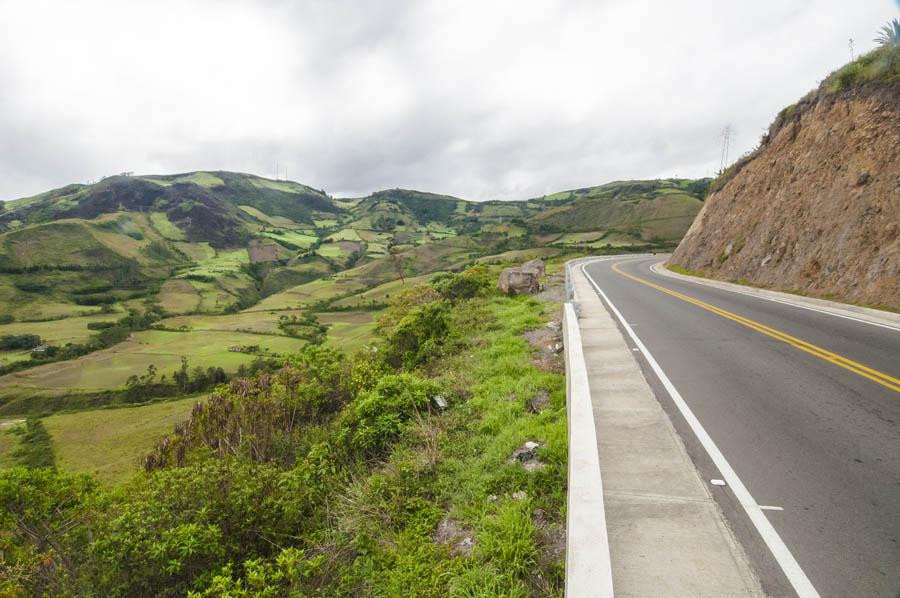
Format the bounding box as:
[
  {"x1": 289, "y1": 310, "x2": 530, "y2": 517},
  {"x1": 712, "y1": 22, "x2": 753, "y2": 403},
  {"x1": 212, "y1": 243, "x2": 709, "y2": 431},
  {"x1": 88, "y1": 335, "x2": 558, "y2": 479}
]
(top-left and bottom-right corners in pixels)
[
  {"x1": 508, "y1": 440, "x2": 546, "y2": 471},
  {"x1": 526, "y1": 389, "x2": 550, "y2": 414},
  {"x1": 498, "y1": 259, "x2": 546, "y2": 295}
]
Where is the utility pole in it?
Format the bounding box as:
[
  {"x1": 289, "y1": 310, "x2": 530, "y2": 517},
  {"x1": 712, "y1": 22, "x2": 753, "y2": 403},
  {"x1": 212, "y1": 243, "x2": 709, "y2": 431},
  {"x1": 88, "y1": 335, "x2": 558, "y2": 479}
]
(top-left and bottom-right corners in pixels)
[
  {"x1": 718, "y1": 125, "x2": 733, "y2": 175},
  {"x1": 848, "y1": 37, "x2": 855, "y2": 61}
]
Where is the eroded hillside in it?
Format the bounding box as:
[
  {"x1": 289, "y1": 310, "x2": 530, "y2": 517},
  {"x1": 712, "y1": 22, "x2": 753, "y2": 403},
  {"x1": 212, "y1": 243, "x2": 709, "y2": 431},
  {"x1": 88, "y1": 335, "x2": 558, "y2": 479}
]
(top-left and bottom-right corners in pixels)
[{"x1": 670, "y1": 47, "x2": 900, "y2": 310}]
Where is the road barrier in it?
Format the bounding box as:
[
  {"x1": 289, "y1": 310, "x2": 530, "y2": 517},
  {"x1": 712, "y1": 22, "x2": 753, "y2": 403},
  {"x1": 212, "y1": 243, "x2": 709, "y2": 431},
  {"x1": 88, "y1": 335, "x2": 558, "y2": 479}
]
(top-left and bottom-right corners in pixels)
[{"x1": 563, "y1": 297, "x2": 614, "y2": 597}]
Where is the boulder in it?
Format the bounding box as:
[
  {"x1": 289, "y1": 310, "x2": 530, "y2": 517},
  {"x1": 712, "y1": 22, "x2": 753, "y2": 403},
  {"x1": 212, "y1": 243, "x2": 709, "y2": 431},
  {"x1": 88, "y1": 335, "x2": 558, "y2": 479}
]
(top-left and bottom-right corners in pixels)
[{"x1": 498, "y1": 259, "x2": 545, "y2": 295}]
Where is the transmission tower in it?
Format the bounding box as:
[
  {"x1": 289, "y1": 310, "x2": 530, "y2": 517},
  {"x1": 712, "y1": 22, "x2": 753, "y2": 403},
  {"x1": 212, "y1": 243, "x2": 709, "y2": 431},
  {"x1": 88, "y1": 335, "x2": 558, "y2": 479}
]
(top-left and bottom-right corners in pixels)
[
  {"x1": 848, "y1": 37, "x2": 855, "y2": 61},
  {"x1": 718, "y1": 125, "x2": 733, "y2": 174}
]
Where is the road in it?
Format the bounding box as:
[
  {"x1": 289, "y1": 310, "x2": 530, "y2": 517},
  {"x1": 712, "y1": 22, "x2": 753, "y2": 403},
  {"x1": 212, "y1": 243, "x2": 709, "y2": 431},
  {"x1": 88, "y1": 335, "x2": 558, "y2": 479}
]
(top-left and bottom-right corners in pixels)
[{"x1": 582, "y1": 256, "x2": 900, "y2": 598}]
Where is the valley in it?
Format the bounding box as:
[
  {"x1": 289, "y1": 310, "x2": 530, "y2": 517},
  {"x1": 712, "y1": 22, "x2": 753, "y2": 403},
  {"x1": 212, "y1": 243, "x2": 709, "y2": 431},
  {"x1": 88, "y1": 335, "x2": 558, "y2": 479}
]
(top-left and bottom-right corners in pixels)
[{"x1": 0, "y1": 174, "x2": 706, "y2": 410}]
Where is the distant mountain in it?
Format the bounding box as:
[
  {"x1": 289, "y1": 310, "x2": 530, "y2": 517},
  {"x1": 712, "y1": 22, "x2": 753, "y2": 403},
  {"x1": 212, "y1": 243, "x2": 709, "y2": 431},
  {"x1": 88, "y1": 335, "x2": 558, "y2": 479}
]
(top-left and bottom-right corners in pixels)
[
  {"x1": 0, "y1": 171, "x2": 709, "y2": 321},
  {"x1": 2, "y1": 171, "x2": 338, "y2": 248}
]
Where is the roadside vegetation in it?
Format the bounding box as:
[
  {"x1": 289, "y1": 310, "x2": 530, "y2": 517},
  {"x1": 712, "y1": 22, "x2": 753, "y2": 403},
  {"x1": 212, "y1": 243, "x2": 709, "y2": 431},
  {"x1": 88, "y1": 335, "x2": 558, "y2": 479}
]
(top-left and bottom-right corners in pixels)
[{"x1": 0, "y1": 265, "x2": 568, "y2": 596}]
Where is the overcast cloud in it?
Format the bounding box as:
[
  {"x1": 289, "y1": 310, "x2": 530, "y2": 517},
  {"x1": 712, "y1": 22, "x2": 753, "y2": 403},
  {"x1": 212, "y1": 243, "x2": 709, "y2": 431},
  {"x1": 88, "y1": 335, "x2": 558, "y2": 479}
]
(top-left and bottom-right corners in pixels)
[{"x1": 0, "y1": 0, "x2": 895, "y2": 201}]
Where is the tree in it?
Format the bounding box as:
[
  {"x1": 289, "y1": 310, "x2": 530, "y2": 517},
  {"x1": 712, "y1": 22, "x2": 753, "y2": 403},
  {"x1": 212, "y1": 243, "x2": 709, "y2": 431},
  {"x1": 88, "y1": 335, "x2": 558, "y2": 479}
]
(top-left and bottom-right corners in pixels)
[
  {"x1": 875, "y1": 18, "x2": 900, "y2": 47},
  {"x1": 173, "y1": 356, "x2": 190, "y2": 393}
]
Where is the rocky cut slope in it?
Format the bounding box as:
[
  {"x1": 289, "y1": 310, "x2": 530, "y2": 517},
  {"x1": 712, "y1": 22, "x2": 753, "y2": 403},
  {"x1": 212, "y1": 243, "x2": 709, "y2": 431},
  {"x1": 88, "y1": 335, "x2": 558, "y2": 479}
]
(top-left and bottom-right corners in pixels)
[{"x1": 670, "y1": 46, "x2": 900, "y2": 310}]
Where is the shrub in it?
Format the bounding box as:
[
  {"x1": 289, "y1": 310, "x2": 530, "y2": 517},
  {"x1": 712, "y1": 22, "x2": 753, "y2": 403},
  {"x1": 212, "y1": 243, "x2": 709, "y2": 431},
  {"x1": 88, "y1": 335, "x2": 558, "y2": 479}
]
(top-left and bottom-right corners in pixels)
[
  {"x1": 382, "y1": 302, "x2": 450, "y2": 369},
  {"x1": 0, "y1": 334, "x2": 41, "y2": 350},
  {"x1": 11, "y1": 419, "x2": 55, "y2": 468},
  {"x1": 338, "y1": 373, "x2": 437, "y2": 457}
]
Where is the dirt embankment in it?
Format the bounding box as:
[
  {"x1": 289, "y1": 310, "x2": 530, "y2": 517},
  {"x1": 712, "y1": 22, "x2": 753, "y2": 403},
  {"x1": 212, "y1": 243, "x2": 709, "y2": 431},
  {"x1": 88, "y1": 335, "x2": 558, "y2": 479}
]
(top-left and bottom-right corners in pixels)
[{"x1": 670, "y1": 85, "x2": 899, "y2": 310}]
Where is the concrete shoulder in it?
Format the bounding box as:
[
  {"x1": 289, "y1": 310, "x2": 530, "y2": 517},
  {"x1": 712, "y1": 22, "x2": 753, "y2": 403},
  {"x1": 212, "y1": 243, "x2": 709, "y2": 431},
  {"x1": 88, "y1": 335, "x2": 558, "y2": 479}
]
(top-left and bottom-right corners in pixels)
[
  {"x1": 653, "y1": 261, "x2": 900, "y2": 330},
  {"x1": 566, "y1": 259, "x2": 764, "y2": 597}
]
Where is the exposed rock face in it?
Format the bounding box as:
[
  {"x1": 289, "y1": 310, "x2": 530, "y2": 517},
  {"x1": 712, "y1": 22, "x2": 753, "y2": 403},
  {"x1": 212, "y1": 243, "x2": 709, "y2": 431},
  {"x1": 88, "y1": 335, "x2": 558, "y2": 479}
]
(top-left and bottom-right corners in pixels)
[
  {"x1": 670, "y1": 86, "x2": 899, "y2": 310},
  {"x1": 498, "y1": 259, "x2": 545, "y2": 295}
]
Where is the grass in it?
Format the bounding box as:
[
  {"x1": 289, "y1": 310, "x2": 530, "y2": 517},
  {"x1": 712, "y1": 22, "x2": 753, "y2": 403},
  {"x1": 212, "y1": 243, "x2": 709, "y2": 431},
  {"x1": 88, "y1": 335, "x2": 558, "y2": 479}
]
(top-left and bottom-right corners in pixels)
[
  {"x1": 666, "y1": 263, "x2": 708, "y2": 278},
  {"x1": 173, "y1": 172, "x2": 224, "y2": 187},
  {"x1": 0, "y1": 422, "x2": 23, "y2": 468},
  {"x1": 0, "y1": 330, "x2": 306, "y2": 395},
  {"x1": 316, "y1": 243, "x2": 350, "y2": 258},
  {"x1": 361, "y1": 292, "x2": 567, "y2": 594},
  {"x1": 9, "y1": 418, "x2": 55, "y2": 468},
  {"x1": 238, "y1": 205, "x2": 301, "y2": 228},
  {"x1": 158, "y1": 279, "x2": 201, "y2": 314},
  {"x1": 159, "y1": 309, "x2": 308, "y2": 335},
  {"x1": 149, "y1": 212, "x2": 186, "y2": 240},
  {"x1": 327, "y1": 228, "x2": 363, "y2": 242},
  {"x1": 260, "y1": 230, "x2": 318, "y2": 248},
  {"x1": 0, "y1": 312, "x2": 116, "y2": 345},
  {"x1": 319, "y1": 311, "x2": 378, "y2": 354},
  {"x1": 329, "y1": 274, "x2": 436, "y2": 309},
  {"x1": 42, "y1": 397, "x2": 198, "y2": 484},
  {"x1": 252, "y1": 276, "x2": 368, "y2": 310}
]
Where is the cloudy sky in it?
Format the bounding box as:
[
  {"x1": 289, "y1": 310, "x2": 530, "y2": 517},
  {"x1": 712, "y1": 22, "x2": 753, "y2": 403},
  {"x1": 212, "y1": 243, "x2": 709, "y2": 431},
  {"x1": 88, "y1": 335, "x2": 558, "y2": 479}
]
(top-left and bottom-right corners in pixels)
[{"x1": 0, "y1": 1, "x2": 895, "y2": 201}]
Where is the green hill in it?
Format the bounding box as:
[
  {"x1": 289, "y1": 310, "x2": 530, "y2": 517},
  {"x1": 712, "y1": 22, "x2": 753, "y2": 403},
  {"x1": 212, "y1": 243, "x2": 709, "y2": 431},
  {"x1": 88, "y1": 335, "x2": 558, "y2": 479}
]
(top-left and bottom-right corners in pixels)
[{"x1": 0, "y1": 171, "x2": 708, "y2": 404}]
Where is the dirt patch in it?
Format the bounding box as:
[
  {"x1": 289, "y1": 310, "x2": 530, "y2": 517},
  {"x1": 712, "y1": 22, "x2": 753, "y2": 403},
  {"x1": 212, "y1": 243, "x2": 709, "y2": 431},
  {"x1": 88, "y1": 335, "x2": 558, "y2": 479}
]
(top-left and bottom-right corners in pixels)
[
  {"x1": 528, "y1": 507, "x2": 566, "y2": 594},
  {"x1": 338, "y1": 241, "x2": 363, "y2": 253},
  {"x1": 248, "y1": 240, "x2": 281, "y2": 263},
  {"x1": 317, "y1": 312, "x2": 373, "y2": 325},
  {"x1": 534, "y1": 271, "x2": 566, "y2": 303},
  {"x1": 523, "y1": 326, "x2": 563, "y2": 374},
  {"x1": 433, "y1": 516, "x2": 475, "y2": 557},
  {"x1": 161, "y1": 279, "x2": 195, "y2": 294}
]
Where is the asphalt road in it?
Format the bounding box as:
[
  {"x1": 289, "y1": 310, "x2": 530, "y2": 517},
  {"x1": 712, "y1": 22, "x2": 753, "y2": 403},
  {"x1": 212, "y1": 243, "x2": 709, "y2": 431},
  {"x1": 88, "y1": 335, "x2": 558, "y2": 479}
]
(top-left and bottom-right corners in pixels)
[{"x1": 582, "y1": 255, "x2": 900, "y2": 598}]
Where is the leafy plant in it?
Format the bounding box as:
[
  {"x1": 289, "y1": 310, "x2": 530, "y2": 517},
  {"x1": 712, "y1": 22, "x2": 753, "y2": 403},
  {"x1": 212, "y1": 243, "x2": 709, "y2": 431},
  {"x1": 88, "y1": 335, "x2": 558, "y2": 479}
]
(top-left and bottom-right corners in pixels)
[{"x1": 875, "y1": 18, "x2": 900, "y2": 47}]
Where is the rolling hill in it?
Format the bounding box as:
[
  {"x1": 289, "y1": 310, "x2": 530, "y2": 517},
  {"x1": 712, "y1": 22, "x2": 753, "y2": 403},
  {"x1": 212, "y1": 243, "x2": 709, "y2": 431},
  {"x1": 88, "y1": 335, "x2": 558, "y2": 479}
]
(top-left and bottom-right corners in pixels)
[{"x1": 0, "y1": 172, "x2": 709, "y2": 405}]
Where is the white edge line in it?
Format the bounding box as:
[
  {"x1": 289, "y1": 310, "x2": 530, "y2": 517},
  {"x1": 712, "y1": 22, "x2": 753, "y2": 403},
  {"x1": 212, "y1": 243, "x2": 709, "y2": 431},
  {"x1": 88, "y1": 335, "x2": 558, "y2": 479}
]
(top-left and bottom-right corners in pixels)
[
  {"x1": 580, "y1": 261, "x2": 820, "y2": 598},
  {"x1": 649, "y1": 262, "x2": 900, "y2": 333},
  {"x1": 563, "y1": 300, "x2": 615, "y2": 598}
]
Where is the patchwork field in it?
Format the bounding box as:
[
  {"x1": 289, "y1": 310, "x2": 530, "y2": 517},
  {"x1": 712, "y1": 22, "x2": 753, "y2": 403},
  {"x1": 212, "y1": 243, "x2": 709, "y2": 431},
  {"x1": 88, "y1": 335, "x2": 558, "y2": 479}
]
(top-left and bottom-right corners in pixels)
[
  {"x1": 0, "y1": 171, "x2": 704, "y2": 439},
  {"x1": 0, "y1": 329, "x2": 307, "y2": 396}
]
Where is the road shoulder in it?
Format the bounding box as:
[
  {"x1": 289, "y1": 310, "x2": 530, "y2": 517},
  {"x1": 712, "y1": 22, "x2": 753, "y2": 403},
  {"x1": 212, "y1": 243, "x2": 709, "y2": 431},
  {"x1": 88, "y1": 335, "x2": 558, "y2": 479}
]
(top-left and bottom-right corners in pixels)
[
  {"x1": 568, "y1": 260, "x2": 764, "y2": 597},
  {"x1": 652, "y1": 261, "x2": 900, "y2": 330}
]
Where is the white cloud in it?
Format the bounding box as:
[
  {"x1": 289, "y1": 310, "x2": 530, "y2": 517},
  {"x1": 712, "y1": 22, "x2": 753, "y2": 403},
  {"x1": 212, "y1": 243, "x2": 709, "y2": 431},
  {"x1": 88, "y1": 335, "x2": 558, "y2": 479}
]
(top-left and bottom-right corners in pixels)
[{"x1": 0, "y1": 0, "x2": 894, "y2": 200}]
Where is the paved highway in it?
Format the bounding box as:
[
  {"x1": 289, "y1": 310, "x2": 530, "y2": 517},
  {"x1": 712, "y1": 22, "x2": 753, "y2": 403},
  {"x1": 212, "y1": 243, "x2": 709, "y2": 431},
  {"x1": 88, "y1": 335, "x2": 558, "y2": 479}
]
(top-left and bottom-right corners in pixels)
[{"x1": 582, "y1": 256, "x2": 899, "y2": 598}]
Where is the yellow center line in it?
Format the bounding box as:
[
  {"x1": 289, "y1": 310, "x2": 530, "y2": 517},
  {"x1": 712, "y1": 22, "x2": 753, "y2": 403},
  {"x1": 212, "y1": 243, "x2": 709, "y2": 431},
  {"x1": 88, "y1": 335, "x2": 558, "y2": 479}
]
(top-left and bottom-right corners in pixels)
[{"x1": 610, "y1": 261, "x2": 900, "y2": 393}]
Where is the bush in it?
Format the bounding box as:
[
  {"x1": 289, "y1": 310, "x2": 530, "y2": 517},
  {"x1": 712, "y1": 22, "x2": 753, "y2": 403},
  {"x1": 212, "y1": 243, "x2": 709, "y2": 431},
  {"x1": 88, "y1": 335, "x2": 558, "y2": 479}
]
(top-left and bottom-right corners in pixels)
[
  {"x1": 338, "y1": 373, "x2": 436, "y2": 457},
  {"x1": 432, "y1": 265, "x2": 492, "y2": 302},
  {"x1": 382, "y1": 302, "x2": 450, "y2": 369},
  {"x1": 0, "y1": 314, "x2": 13, "y2": 324},
  {"x1": 0, "y1": 334, "x2": 41, "y2": 350},
  {"x1": 11, "y1": 419, "x2": 55, "y2": 468}
]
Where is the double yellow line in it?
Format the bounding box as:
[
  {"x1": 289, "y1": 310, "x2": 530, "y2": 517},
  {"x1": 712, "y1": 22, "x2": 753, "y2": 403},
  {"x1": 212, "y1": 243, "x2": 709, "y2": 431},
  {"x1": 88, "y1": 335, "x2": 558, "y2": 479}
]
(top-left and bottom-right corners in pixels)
[{"x1": 611, "y1": 262, "x2": 900, "y2": 393}]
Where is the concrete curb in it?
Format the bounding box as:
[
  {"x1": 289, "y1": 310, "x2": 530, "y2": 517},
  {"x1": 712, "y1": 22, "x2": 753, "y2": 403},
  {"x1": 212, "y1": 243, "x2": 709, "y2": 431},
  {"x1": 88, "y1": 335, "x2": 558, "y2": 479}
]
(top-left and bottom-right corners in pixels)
[
  {"x1": 653, "y1": 262, "x2": 900, "y2": 330},
  {"x1": 563, "y1": 300, "x2": 614, "y2": 598}
]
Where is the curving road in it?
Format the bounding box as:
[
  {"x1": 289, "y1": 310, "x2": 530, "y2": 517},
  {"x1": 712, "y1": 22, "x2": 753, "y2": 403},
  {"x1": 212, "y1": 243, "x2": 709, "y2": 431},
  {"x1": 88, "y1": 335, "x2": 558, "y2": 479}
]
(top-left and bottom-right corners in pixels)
[{"x1": 582, "y1": 255, "x2": 899, "y2": 598}]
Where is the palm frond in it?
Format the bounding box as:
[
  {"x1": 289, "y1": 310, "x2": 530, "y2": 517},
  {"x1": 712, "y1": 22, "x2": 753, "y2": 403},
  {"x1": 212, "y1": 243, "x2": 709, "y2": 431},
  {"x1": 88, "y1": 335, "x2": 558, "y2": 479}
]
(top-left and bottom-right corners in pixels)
[{"x1": 874, "y1": 18, "x2": 900, "y2": 47}]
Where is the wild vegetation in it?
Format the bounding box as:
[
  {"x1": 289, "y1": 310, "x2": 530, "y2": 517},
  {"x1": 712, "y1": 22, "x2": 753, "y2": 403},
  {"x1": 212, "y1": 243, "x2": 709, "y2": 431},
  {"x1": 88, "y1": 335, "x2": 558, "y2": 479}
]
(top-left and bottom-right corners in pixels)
[
  {"x1": 0, "y1": 169, "x2": 709, "y2": 594},
  {"x1": 0, "y1": 266, "x2": 568, "y2": 596},
  {"x1": 0, "y1": 172, "x2": 707, "y2": 406}
]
